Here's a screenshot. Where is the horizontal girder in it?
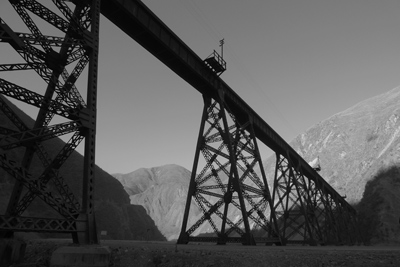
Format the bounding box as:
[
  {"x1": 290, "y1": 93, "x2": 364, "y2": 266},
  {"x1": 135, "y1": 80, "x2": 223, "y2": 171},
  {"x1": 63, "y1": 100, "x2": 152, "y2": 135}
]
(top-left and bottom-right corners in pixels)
[
  {"x1": 0, "y1": 215, "x2": 80, "y2": 233},
  {"x1": 0, "y1": 121, "x2": 81, "y2": 150}
]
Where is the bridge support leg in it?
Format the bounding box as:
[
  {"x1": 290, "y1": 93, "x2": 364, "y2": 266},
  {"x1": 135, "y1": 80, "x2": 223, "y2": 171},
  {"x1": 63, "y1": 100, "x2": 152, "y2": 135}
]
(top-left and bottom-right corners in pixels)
[
  {"x1": 178, "y1": 92, "x2": 277, "y2": 245},
  {"x1": 270, "y1": 152, "x2": 361, "y2": 245},
  {"x1": 77, "y1": 0, "x2": 101, "y2": 246},
  {"x1": 270, "y1": 153, "x2": 318, "y2": 245},
  {"x1": 0, "y1": 0, "x2": 107, "y2": 264}
]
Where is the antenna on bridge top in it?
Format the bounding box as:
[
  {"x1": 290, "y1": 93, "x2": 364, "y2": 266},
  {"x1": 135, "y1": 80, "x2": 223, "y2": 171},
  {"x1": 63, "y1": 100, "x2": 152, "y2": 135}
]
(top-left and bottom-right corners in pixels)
[
  {"x1": 219, "y1": 38, "x2": 225, "y2": 59},
  {"x1": 204, "y1": 39, "x2": 226, "y2": 76}
]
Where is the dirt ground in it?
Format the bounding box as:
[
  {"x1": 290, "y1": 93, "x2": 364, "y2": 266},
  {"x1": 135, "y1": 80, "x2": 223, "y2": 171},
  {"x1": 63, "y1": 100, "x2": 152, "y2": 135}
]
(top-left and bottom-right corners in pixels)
[{"x1": 13, "y1": 239, "x2": 400, "y2": 267}]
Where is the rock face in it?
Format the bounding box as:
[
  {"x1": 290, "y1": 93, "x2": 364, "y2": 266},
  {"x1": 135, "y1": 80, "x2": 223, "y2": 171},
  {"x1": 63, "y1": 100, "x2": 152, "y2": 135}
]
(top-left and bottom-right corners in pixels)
[
  {"x1": 0, "y1": 96, "x2": 165, "y2": 241},
  {"x1": 114, "y1": 165, "x2": 197, "y2": 240},
  {"x1": 262, "y1": 86, "x2": 400, "y2": 244}
]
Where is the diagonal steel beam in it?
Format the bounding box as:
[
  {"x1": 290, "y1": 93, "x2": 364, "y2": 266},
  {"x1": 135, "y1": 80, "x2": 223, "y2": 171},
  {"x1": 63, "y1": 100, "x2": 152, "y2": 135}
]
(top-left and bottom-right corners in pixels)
[{"x1": 0, "y1": 121, "x2": 81, "y2": 150}]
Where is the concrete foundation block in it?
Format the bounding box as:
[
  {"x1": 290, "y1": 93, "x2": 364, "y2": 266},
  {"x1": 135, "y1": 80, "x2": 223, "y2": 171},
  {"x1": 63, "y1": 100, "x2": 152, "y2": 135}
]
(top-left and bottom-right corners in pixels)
[
  {"x1": 50, "y1": 245, "x2": 110, "y2": 267},
  {"x1": 0, "y1": 238, "x2": 27, "y2": 266}
]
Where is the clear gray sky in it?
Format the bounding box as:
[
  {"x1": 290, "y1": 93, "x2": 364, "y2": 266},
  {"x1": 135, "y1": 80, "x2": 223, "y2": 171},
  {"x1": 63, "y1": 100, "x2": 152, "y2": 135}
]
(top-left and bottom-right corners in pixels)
[{"x1": 1, "y1": 1, "x2": 400, "y2": 174}]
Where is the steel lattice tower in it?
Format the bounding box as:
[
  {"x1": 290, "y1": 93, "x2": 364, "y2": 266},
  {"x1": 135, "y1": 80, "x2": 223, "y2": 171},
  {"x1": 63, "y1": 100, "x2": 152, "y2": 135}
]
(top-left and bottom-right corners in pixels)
[
  {"x1": 178, "y1": 93, "x2": 281, "y2": 245},
  {"x1": 0, "y1": 0, "x2": 100, "y2": 244},
  {"x1": 270, "y1": 153, "x2": 360, "y2": 245}
]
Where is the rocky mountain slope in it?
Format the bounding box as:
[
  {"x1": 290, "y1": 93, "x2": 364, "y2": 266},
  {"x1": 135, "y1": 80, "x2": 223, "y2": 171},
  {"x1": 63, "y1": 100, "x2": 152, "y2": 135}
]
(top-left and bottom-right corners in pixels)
[
  {"x1": 0, "y1": 96, "x2": 165, "y2": 241},
  {"x1": 118, "y1": 86, "x2": 400, "y2": 244},
  {"x1": 114, "y1": 164, "x2": 196, "y2": 241},
  {"x1": 263, "y1": 86, "x2": 400, "y2": 244}
]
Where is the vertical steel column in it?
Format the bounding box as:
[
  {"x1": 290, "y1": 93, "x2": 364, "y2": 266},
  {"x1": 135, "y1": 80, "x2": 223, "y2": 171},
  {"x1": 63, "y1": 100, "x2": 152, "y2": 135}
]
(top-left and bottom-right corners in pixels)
[
  {"x1": 178, "y1": 95, "x2": 211, "y2": 244},
  {"x1": 271, "y1": 154, "x2": 293, "y2": 245},
  {"x1": 288, "y1": 156, "x2": 319, "y2": 245},
  {"x1": 78, "y1": 0, "x2": 101, "y2": 245},
  {"x1": 246, "y1": 117, "x2": 281, "y2": 245},
  {"x1": 271, "y1": 153, "x2": 316, "y2": 245},
  {"x1": 325, "y1": 195, "x2": 341, "y2": 244},
  {"x1": 217, "y1": 90, "x2": 254, "y2": 245},
  {"x1": 305, "y1": 179, "x2": 326, "y2": 244}
]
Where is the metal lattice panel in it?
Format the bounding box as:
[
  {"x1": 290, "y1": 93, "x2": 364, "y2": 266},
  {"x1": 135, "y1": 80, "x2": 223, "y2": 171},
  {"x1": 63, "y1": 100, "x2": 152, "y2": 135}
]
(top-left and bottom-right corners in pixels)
[
  {"x1": 0, "y1": 215, "x2": 80, "y2": 233},
  {"x1": 0, "y1": 0, "x2": 100, "y2": 244}
]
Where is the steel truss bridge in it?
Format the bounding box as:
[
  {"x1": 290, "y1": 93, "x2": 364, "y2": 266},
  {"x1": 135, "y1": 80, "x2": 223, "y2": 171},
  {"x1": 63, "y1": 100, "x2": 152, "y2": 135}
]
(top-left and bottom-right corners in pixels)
[{"x1": 0, "y1": 0, "x2": 361, "y2": 246}]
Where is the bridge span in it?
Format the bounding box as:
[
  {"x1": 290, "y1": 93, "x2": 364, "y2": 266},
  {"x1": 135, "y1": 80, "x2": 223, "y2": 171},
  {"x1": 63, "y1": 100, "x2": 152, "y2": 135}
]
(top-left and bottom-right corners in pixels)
[
  {"x1": 101, "y1": 0, "x2": 360, "y2": 246},
  {"x1": 101, "y1": 0, "x2": 344, "y2": 203},
  {"x1": 0, "y1": 0, "x2": 361, "y2": 251}
]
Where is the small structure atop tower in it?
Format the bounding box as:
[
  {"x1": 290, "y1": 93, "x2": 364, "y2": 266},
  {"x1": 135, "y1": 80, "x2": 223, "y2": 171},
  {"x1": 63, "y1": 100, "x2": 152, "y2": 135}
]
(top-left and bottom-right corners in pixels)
[
  {"x1": 204, "y1": 39, "x2": 226, "y2": 76},
  {"x1": 309, "y1": 156, "x2": 321, "y2": 172}
]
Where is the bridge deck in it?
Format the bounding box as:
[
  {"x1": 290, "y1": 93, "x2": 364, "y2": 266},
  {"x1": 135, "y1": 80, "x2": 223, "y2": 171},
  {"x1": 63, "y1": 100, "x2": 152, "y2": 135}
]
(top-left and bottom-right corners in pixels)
[{"x1": 100, "y1": 0, "x2": 353, "y2": 212}]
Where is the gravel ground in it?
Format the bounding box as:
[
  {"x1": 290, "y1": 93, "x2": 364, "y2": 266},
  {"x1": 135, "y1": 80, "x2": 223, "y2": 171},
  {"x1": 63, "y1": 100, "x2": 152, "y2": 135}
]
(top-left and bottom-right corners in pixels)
[{"x1": 12, "y1": 239, "x2": 400, "y2": 267}]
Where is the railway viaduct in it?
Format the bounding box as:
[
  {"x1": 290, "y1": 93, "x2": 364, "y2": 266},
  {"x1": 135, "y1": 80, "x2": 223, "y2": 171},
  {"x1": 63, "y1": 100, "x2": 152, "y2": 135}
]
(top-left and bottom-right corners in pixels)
[{"x1": 0, "y1": 0, "x2": 361, "y2": 265}]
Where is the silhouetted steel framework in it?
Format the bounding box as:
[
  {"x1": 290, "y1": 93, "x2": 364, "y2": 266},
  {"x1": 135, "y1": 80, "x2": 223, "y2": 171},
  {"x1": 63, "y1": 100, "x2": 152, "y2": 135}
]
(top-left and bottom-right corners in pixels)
[
  {"x1": 0, "y1": 0, "x2": 100, "y2": 244},
  {"x1": 0, "y1": 0, "x2": 361, "y2": 246}
]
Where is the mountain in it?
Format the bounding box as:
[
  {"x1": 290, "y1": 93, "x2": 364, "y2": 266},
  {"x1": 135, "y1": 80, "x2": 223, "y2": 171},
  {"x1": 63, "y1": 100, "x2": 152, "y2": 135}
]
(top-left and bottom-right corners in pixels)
[
  {"x1": 114, "y1": 164, "x2": 197, "y2": 240},
  {"x1": 263, "y1": 86, "x2": 400, "y2": 244},
  {"x1": 0, "y1": 96, "x2": 165, "y2": 241}
]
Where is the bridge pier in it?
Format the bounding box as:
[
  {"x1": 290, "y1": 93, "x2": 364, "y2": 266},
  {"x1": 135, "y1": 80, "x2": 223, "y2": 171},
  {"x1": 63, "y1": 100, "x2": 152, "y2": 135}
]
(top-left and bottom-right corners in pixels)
[
  {"x1": 0, "y1": 0, "x2": 103, "y2": 264},
  {"x1": 178, "y1": 93, "x2": 278, "y2": 245}
]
